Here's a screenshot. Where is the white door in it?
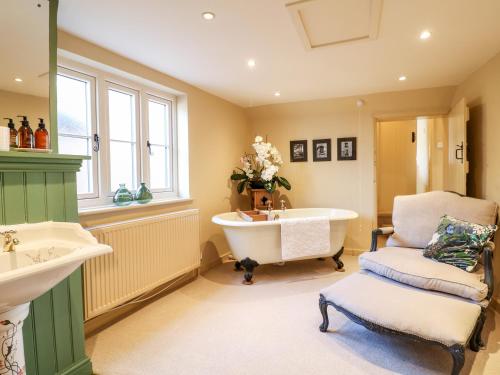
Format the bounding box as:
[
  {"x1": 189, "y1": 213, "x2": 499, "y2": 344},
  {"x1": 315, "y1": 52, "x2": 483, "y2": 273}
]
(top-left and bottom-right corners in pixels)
[{"x1": 446, "y1": 98, "x2": 469, "y2": 195}]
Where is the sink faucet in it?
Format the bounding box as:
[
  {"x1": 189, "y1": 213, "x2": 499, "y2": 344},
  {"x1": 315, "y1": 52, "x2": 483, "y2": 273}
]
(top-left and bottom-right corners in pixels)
[
  {"x1": 280, "y1": 199, "x2": 287, "y2": 211},
  {"x1": 1, "y1": 230, "x2": 20, "y2": 252}
]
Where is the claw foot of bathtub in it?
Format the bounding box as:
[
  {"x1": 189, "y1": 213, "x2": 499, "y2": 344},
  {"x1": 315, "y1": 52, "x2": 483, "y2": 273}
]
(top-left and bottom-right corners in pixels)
[
  {"x1": 243, "y1": 273, "x2": 254, "y2": 285},
  {"x1": 332, "y1": 247, "x2": 345, "y2": 272},
  {"x1": 240, "y1": 257, "x2": 259, "y2": 285}
]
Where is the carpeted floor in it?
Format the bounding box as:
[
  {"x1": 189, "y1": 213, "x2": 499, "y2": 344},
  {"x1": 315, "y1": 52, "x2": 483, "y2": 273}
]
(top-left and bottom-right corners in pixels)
[{"x1": 86, "y1": 255, "x2": 500, "y2": 375}]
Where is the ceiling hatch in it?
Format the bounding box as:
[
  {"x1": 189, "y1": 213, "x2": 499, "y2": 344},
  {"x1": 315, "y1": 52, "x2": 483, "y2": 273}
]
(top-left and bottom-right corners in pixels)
[{"x1": 286, "y1": 0, "x2": 383, "y2": 50}]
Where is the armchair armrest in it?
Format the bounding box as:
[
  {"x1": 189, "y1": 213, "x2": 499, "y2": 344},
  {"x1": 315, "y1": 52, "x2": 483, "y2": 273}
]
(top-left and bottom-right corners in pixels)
[
  {"x1": 370, "y1": 226, "x2": 394, "y2": 252},
  {"x1": 484, "y1": 241, "x2": 495, "y2": 300}
]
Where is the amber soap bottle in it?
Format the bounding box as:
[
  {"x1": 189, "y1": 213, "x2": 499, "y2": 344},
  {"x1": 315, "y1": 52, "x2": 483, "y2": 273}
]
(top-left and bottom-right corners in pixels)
[
  {"x1": 35, "y1": 118, "x2": 49, "y2": 149},
  {"x1": 17, "y1": 115, "x2": 33, "y2": 149},
  {"x1": 4, "y1": 118, "x2": 17, "y2": 147}
]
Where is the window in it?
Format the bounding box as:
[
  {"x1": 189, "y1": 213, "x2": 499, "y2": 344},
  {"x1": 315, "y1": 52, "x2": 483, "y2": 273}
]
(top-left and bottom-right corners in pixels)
[
  {"x1": 57, "y1": 68, "x2": 97, "y2": 198},
  {"x1": 106, "y1": 84, "x2": 139, "y2": 192},
  {"x1": 57, "y1": 63, "x2": 178, "y2": 208},
  {"x1": 143, "y1": 95, "x2": 174, "y2": 191}
]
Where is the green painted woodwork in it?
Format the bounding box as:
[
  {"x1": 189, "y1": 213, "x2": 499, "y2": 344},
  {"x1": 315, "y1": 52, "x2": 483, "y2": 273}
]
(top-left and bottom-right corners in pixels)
[{"x1": 0, "y1": 154, "x2": 90, "y2": 375}]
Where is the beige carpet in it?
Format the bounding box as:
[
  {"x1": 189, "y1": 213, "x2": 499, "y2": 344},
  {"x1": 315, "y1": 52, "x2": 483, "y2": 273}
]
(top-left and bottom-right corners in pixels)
[{"x1": 86, "y1": 256, "x2": 500, "y2": 375}]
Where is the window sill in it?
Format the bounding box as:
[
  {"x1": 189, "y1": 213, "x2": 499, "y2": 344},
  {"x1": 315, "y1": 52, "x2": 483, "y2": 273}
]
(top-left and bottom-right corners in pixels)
[{"x1": 78, "y1": 197, "x2": 193, "y2": 216}]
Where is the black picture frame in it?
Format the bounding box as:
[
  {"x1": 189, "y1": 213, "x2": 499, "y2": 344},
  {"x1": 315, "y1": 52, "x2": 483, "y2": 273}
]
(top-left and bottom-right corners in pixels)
[
  {"x1": 337, "y1": 137, "x2": 357, "y2": 161},
  {"x1": 290, "y1": 140, "x2": 308, "y2": 162},
  {"x1": 313, "y1": 139, "x2": 331, "y2": 161}
]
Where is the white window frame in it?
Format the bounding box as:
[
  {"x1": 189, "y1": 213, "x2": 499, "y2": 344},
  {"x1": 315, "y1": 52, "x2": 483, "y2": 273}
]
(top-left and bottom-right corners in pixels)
[
  {"x1": 57, "y1": 59, "x2": 179, "y2": 209},
  {"x1": 57, "y1": 67, "x2": 99, "y2": 199},
  {"x1": 141, "y1": 93, "x2": 178, "y2": 194},
  {"x1": 103, "y1": 81, "x2": 141, "y2": 195}
]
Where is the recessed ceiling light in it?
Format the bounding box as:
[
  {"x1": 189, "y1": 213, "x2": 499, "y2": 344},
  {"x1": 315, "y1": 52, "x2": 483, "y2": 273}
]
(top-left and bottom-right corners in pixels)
[
  {"x1": 202, "y1": 12, "x2": 215, "y2": 21},
  {"x1": 14, "y1": 78, "x2": 23, "y2": 82},
  {"x1": 274, "y1": 91, "x2": 281, "y2": 97},
  {"x1": 398, "y1": 75, "x2": 407, "y2": 81},
  {"x1": 247, "y1": 59, "x2": 256, "y2": 69},
  {"x1": 419, "y1": 30, "x2": 431, "y2": 40}
]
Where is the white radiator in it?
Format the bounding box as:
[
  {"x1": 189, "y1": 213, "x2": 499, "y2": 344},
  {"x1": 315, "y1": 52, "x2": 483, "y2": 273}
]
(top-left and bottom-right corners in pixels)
[{"x1": 83, "y1": 209, "x2": 200, "y2": 320}]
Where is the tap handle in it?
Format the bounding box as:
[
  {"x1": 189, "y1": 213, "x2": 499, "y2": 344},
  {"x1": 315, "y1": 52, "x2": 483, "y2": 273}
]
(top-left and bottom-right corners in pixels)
[{"x1": 0, "y1": 230, "x2": 17, "y2": 236}]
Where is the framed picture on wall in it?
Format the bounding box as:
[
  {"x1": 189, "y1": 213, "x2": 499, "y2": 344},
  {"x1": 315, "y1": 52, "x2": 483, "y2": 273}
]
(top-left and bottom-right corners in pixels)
[
  {"x1": 290, "y1": 140, "x2": 308, "y2": 162},
  {"x1": 313, "y1": 139, "x2": 331, "y2": 161},
  {"x1": 337, "y1": 137, "x2": 357, "y2": 161}
]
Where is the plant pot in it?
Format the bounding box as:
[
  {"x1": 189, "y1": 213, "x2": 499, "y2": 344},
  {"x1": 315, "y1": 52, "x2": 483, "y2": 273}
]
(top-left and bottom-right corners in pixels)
[
  {"x1": 249, "y1": 180, "x2": 265, "y2": 189},
  {"x1": 113, "y1": 184, "x2": 134, "y2": 206}
]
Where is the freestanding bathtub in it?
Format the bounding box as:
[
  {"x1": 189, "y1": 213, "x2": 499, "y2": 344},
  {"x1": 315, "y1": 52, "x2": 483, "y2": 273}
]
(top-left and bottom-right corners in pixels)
[{"x1": 212, "y1": 208, "x2": 358, "y2": 283}]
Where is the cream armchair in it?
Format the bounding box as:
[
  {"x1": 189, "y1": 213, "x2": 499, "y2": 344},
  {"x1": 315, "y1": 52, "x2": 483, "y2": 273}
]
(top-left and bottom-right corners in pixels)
[{"x1": 319, "y1": 191, "x2": 498, "y2": 375}]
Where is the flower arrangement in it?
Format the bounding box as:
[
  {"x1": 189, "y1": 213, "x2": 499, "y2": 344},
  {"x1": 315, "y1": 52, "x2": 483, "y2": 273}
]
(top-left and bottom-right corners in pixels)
[{"x1": 231, "y1": 136, "x2": 291, "y2": 193}]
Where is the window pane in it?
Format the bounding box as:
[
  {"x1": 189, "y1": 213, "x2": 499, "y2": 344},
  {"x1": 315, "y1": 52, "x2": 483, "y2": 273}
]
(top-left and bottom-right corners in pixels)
[
  {"x1": 110, "y1": 141, "x2": 136, "y2": 191},
  {"x1": 148, "y1": 100, "x2": 169, "y2": 145},
  {"x1": 109, "y1": 89, "x2": 135, "y2": 142},
  {"x1": 57, "y1": 75, "x2": 91, "y2": 136},
  {"x1": 59, "y1": 136, "x2": 93, "y2": 195},
  {"x1": 149, "y1": 145, "x2": 171, "y2": 190}
]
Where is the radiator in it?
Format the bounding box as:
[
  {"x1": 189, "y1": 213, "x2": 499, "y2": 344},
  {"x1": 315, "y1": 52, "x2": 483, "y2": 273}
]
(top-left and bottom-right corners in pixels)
[{"x1": 83, "y1": 209, "x2": 200, "y2": 320}]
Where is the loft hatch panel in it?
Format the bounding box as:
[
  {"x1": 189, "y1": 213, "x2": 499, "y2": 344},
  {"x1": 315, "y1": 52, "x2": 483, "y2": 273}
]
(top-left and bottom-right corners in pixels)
[{"x1": 286, "y1": 0, "x2": 383, "y2": 50}]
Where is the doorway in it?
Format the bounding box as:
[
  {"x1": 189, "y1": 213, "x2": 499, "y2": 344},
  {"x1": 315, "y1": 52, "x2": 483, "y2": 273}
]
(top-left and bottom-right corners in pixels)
[{"x1": 376, "y1": 116, "x2": 453, "y2": 226}]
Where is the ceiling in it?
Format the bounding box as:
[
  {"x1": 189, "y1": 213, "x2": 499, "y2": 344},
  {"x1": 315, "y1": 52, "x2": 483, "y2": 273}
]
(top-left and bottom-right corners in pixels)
[
  {"x1": 58, "y1": 0, "x2": 500, "y2": 107},
  {"x1": 0, "y1": 0, "x2": 49, "y2": 98}
]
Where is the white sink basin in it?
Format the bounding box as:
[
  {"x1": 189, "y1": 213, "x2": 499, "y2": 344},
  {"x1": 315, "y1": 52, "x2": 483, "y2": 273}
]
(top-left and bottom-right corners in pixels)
[
  {"x1": 0, "y1": 221, "x2": 112, "y2": 374},
  {"x1": 0, "y1": 221, "x2": 112, "y2": 313}
]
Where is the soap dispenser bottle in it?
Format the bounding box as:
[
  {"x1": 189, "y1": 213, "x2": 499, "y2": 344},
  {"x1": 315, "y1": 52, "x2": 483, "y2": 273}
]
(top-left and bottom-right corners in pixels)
[
  {"x1": 35, "y1": 118, "x2": 49, "y2": 149},
  {"x1": 17, "y1": 115, "x2": 33, "y2": 149},
  {"x1": 3, "y1": 118, "x2": 17, "y2": 148}
]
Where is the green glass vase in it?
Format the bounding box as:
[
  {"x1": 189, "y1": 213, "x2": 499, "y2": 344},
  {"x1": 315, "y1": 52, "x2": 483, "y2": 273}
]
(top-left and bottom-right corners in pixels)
[
  {"x1": 113, "y1": 183, "x2": 134, "y2": 206},
  {"x1": 135, "y1": 182, "x2": 153, "y2": 204}
]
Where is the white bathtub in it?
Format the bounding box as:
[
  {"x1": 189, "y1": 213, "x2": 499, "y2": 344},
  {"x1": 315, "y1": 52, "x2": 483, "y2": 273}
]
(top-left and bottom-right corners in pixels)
[{"x1": 212, "y1": 208, "x2": 358, "y2": 282}]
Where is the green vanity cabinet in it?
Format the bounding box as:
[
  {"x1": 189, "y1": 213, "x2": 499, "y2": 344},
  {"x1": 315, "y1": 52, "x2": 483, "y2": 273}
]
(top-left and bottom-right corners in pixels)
[{"x1": 0, "y1": 152, "x2": 91, "y2": 375}]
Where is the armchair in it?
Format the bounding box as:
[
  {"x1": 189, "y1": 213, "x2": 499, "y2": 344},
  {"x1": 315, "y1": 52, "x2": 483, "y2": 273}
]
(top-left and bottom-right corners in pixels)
[{"x1": 319, "y1": 191, "x2": 498, "y2": 375}]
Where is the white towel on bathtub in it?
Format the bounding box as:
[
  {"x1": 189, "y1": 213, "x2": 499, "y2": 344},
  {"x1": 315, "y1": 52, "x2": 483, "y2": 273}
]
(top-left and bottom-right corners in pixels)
[{"x1": 280, "y1": 217, "x2": 331, "y2": 260}]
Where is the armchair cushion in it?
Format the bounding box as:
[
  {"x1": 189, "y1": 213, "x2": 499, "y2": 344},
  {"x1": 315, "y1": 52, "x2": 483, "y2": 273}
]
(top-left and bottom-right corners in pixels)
[
  {"x1": 359, "y1": 247, "x2": 488, "y2": 301},
  {"x1": 423, "y1": 215, "x2": 497, "y2": 272},
  {"x1": 386, "y1": 191, "x2": 498, "y2": 249}
]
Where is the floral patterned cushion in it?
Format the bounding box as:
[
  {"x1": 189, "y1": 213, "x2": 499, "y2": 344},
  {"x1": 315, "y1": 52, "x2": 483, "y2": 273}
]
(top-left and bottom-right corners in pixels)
[{"x1": 424, "y1": 215, "x2": 497, "y2": 272}]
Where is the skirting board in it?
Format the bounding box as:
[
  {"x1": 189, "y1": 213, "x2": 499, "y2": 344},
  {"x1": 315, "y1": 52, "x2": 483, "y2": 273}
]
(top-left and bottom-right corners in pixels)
[
  {"x1": 343, "y1": 247, "x2": 366, "y2": 256},
  {"x1": 203, "y1": 248, "x2": 365, "y2": 272},
  {"x1": 59, "y1": 358, "x2": 92, "y2": 375},
  {"x1": 200, "y1": 251, "x2": 231, "y2": 274}
]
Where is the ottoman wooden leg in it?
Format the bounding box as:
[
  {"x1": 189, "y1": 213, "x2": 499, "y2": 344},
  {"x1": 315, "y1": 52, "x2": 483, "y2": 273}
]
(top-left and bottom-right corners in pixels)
[{"x1": 319, "y1": 295, "x2": 329, "y2": 332}]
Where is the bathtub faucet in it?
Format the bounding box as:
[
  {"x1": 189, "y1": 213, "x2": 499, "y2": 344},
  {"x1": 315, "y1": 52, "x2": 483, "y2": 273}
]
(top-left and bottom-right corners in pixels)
[
  {"x1": 280, "y1": 200, "x2": 287, "y2": 212},
  {"x1": 267, "y1": 201, "x2": 273, "y2": 217}
]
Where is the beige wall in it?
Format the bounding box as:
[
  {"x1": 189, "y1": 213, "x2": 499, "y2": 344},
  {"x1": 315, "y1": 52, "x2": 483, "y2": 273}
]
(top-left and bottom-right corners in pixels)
[
  {"x1": 58, "y1": 31, "x2": 251, "y2": 269},
  {"x1": 377, "y1": 120, "x2": 416, "y2": 215},
  {"x1": 452, "y1": 50, "x2": 500, "y2": 302},
  {"x1": 0, "y1": 89, "x2": 50, "y2": 131},
  {"x1": 246, "y1": 87, "x2": 455, "y2": 251}
]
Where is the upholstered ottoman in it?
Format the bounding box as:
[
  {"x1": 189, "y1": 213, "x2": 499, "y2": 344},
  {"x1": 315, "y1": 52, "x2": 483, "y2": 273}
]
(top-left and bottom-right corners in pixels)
[{"x1": 319, "y1": 271, "x2": 482, "y2": 375}]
